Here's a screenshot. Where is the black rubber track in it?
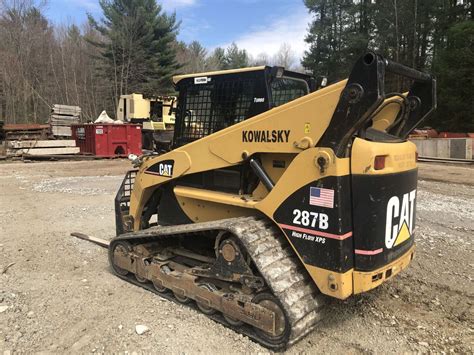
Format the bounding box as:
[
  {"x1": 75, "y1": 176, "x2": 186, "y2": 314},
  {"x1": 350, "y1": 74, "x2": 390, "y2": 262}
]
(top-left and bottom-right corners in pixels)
[{"x1": 108, "y1": 216, "x2": 326, "y2": 350}]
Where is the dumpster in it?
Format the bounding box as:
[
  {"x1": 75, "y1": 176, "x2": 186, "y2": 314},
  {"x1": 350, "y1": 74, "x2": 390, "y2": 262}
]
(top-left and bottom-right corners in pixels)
[{"x1": 72, "y1": 123, "x2": 142, "y2": 157}]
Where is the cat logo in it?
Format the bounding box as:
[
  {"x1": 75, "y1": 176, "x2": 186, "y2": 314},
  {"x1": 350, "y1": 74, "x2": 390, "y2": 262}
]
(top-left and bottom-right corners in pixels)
[
  {"x1": 385, "y1": 189, "x2": 417, "y2": 249},
  {"x1": 158, "y1": 163, "x2": 173, "y2": 177},
  {"x1": 145, "y1": 159, "x2": 174, "y2": 178}
]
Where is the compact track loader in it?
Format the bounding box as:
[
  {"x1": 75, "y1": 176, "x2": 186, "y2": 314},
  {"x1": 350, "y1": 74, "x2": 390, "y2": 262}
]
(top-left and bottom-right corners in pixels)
[{"x1": 110, "y1": 52, "x2": 436, "y2": 349}]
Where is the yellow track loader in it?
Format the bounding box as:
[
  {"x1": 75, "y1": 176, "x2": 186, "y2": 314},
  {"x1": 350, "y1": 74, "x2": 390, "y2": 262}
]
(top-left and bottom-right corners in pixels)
[
  {"x1": 117, "y1": 93, "x2": 176, "y2": 151},
  {"x1": 110, "y1": 52, "x2": 436, "y2": 349}
]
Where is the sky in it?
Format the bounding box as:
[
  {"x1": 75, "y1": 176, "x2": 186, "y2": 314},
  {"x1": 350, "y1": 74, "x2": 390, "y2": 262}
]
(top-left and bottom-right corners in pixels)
[{"x1": 44, "y1": 0, "x2": 313, "y2": 60}]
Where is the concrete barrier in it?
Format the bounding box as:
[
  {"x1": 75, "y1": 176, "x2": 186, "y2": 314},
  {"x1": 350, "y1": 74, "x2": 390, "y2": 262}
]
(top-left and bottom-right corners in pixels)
[{"x1": 410, "y1": 138, "x2": 473, "y2": 160}]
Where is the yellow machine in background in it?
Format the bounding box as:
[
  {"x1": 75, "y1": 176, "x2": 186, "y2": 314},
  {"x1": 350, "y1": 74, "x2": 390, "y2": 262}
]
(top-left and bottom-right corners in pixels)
[{"x1": 117, "y1": 93, "x2": 176, "y2": 151}]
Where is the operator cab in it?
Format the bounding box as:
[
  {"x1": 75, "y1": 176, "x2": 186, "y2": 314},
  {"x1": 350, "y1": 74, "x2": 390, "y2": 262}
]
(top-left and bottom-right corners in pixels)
[{"x1": 172, "y1": 67, "x2": 318, "y2": 148}]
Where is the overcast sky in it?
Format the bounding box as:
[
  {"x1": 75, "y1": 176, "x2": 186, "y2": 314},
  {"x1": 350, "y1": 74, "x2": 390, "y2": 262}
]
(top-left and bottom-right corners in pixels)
[{"x1": 44, "y1": 0, "x2": 313, "y2": 59}]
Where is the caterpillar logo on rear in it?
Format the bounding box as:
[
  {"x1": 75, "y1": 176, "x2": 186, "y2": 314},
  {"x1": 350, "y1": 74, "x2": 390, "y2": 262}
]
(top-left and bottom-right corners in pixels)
[{"x1": 385, "y1": 189, "x2": 417, "y2": 249}]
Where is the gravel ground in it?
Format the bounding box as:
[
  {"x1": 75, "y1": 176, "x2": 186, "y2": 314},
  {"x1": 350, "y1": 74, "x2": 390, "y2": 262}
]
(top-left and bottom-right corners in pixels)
[{"x1": 0, "y1": 160, "x2": 472, "y2": 354}]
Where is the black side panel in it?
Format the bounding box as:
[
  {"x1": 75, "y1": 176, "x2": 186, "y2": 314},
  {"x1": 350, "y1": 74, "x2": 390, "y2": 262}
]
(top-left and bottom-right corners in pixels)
[
  {"x1": 177, "y1": 166, "x2": 242, "y2": 194},
  {"x1": 157, "y1": 183, "x2": 194, "y2": 226},
  {"x1": 352, "y1": 169, "x2": 417, "y2": 271},
  {"x1": 273, "y1": 176, "x2": 353, "y2": 273}
]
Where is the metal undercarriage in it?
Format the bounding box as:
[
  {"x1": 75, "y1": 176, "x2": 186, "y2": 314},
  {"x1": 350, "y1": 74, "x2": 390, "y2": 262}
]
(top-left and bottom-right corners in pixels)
[{"x1": 108, "y1": 216, "x2": 326, "y2": 349}]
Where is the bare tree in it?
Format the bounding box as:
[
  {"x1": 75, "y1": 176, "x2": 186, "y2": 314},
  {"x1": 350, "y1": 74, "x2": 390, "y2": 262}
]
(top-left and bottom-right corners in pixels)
[
  {"x1": 273, "y1": 43, "x2": 296, "y2": 70},
  {"x1": 252, "y1": 52, "x2": 272, "y2": 66}
]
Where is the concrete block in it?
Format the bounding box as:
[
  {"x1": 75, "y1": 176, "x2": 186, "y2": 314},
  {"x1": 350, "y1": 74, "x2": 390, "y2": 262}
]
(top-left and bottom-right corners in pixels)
[
  {"x1": 436, "y1": 139, "x2": 450, "y2": 158},
  {"x1": 410, "y1": 138, "x2": 473, "y2": 159},
  {"x1": 8, "y1": 140, "x2": 76, "y2": 149},
  {"x1": 18, "y1": 147, "x2": 80, "y2": 155}
]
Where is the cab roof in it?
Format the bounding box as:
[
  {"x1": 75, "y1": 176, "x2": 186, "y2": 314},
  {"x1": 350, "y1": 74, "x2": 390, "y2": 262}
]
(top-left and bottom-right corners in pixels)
[{"x1": 172, "y1": 66, "x2": 266, "y2": 85}]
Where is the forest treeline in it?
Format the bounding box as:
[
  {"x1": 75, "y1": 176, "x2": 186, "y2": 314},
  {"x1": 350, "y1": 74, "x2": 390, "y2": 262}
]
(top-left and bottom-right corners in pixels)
[{"x1": 0, "y1": 0, "x2": 472, "y2": 131}]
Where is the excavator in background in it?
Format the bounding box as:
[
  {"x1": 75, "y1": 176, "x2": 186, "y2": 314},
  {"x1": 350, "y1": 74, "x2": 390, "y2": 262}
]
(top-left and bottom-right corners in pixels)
[
  {"x1": 116, "y1": 94, "x2": 176, "y2": 151},
  {"x1": 106, "y1": 52, "x2": 436, "y2": 349}
]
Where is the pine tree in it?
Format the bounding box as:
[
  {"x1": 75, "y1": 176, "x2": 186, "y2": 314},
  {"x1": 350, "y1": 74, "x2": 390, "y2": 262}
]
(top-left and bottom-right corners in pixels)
[
  {"x1": 186, "y1": 41, "x2": 208, "y2": 72},
  {"x1": 206, "y1": 47, "x2": 226, "y2": 70},
  {"x1": 88, "y1": 0, "x2": 180, "y2": 101},
  {"x1": 430, "y1": 21, "x2": 474, "y2": 132},
  {"x1": 223, "y1": 43, "x2": 250, "y2": 69},
  {"x1": 301, "y1": 0, "x2": 370, "y2": 82}
]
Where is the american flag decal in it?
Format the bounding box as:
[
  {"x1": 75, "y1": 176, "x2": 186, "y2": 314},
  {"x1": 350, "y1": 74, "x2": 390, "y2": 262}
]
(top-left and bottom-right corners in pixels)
[{"x1": 309, "y1": 187, "x2": 334, "y2": 208}]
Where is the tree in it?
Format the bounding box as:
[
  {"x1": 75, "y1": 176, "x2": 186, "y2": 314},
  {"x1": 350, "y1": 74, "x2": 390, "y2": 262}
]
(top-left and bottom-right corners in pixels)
[
  {"x1": 175, "y1": 40, "x2": 208, "y2": 73},
  {"x1": 301, "y1": 0, "x2": 356, "y2": 82},
  {"x1": 88, "y1": 0, "x2": 180, "y2": 106},
  {"x1": 301, "y1": 0, "x2": 473, "y2": 131},
  {"x1": 0, "y1": 0, "x2": 54, "y2": 123},
  {"x1": 206, "y1": 47, "x2": 226, "y2": 70},
  {"x1": 252, "y1": 52, "x2": 271, "y2": 66},
  {"x1": 273, "y1": 43, "x2": 296, "y2": 69},
  {"x1": 430, "y1": 21, "x2": 474, "y2": 132},
  {"x1": 223, "y1": 42, "x2": 250, "y2": 69}
]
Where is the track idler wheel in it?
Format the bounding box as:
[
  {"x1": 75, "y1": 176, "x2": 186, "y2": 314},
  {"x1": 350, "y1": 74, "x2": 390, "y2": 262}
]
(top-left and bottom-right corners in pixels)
[
  {"x1": 251, "y1": 292, "x2": 290, "y2": 345},
  {"x1": 110, "y1": 241, "x2": 132, "y2": 276}
]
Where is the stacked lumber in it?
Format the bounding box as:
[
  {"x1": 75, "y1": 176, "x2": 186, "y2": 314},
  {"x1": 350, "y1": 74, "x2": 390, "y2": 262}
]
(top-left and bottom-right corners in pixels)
[
  {"x1": 7, "y1": 139, "x2": 79, "y2": 157},
  {"x1": 50, "y1": 104, "x2": 81, "y2": 137},
  {"x1": 3, "y1": 123, "x2": 50, "y2": 141}
]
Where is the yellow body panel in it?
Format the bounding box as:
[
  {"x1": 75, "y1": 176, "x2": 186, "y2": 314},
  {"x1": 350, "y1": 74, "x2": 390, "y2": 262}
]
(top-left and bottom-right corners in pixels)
[
  {"x1": 371, "y1": 96, "x2": 404, "y2": 131},
  {"x1": 353, "y1": 245, "x2": 415, "y2": 294},
  {"x1": 351, "y1": 138, "x2": 417, "y2": 175},
  {"x1": 305, "y1": 266, "x2": 354, "y2": 299},
  {"x1": 174, "y1": 186, "x2": 259, "y2": 209},
  {"x1": 175, "y1": 195, "x2": 256, "y2": 222}
]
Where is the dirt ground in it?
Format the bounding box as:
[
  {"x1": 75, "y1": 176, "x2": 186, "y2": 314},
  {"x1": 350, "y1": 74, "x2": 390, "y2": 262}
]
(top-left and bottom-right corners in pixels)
[{"x1": 0, "y1": 160, "x2": 472, "y2": 354}]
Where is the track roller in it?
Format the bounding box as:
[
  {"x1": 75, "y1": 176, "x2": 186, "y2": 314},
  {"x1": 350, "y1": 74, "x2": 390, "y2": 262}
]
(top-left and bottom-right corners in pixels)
[
  {"x1": 173, "y1": 290, "x2": 192, "y2": 304},
  {"x1": 152, "y1": 279, "x2": 167, "y2": 293},
  {"x1": 224, "y1": 314, "x2": 244, "y2": 327},
  {"x1": 196, "y1": 283, "x2": 218, "y2": 315}
]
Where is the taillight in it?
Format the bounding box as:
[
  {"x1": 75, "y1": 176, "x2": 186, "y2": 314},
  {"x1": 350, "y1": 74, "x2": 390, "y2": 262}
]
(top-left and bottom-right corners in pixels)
[{"x1": 374, "y1": 155, "x2": 386, "y2": 170}]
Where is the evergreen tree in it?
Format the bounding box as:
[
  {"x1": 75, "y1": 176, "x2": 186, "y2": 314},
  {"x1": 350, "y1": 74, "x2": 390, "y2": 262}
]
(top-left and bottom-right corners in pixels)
[
  {"x1": 206, "y1": 47, "x2": 226, "y2": 70},
  {"x1": 430, "y1": 21, "x2": 474, "y2": 132},
  {"x1": 88, "y1": 0, "x2": 180, "y2": 101},
  {"x1": 223, "y1": 43, "x2": 250, "y2": 69},
  {"x1": 302, "y1": 0, "x2": 473, "y2": 131},
  {"x1": 301, "y1": 0, "x2": 369, "y2": 82},
  {"x1": 186, "y1": 41, "x2": 207, "y2": 72}
]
